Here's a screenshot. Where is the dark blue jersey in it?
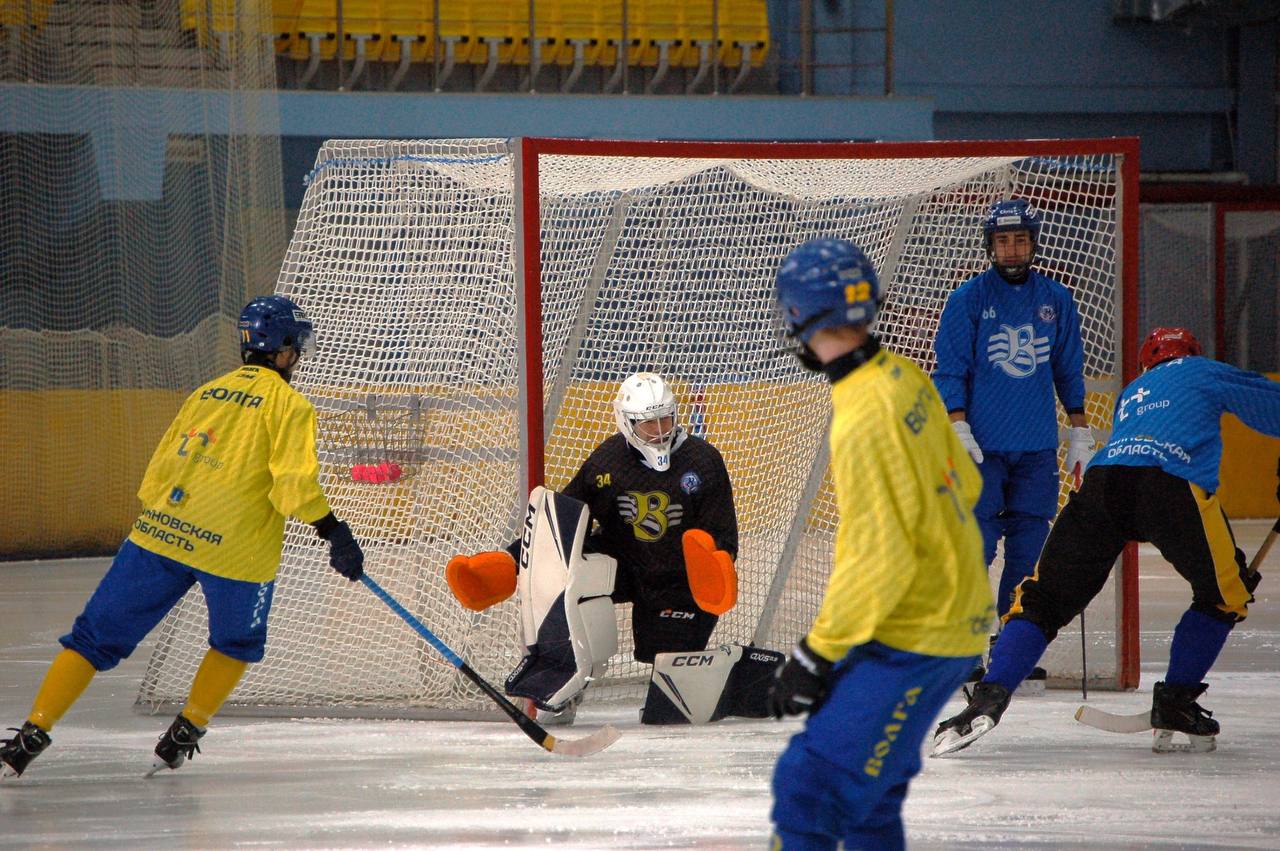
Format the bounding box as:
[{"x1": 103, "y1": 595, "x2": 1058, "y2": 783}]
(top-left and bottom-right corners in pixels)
[
  {"x1": 1091, "y1": 356, "x2": 1280, "y2": 493},
  {"x1": 932, "y1": 268, "x2": 1086, "y2": 452}
]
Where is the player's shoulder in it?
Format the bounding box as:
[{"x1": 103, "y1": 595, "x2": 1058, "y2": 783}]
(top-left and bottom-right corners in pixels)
[
  {"x1": 587, "y1": 432, "x2": 631, "y2": 466},
  {"x1": 1032, "y1": 270, "x2": 1074, "y2": 299}
]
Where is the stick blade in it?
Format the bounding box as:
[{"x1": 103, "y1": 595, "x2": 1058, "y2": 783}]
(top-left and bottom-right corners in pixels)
[
  {"x1": 1074, "y1": 705, "x2": 1152, "y2": 734},
  {"x1": 548, "y1": 724, "x2": 622, "y2": 757}
]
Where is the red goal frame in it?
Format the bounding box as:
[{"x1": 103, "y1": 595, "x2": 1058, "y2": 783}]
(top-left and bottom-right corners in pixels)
[{"x1": 512, "y1": 136, "x2": 1142, "y2": 689}]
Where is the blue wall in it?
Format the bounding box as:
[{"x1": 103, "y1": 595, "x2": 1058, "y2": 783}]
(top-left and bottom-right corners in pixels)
[
  {"x1": 3, "y1": 0, "x2": 1274, "y2": 201},
  {"x1": 769, "y1": 0, "x2": 1273, "y2": 179}
]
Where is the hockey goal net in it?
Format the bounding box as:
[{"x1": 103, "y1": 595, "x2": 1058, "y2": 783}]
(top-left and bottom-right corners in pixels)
[{"x1": 137, "y1": 137, "x2": 1140, "y2": 719}]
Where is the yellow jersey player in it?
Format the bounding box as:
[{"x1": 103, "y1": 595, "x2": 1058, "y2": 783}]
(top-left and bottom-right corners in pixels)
[
  {"x1": 766, "y1": 238, "x2": 994, "y2": 849},
  {"x1": 1, "y1": 296, "x2": 365, "y2": 781}
]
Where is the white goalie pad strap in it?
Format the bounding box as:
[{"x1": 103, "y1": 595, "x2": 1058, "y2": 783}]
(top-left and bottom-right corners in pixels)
[{"x1": 507, "y1": 487, "x2": 618, "y2": 710}]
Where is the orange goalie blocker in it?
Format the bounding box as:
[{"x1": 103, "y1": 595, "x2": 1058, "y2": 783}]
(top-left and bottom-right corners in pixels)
[
  {"x1": 446, "y1": 551, "x2": 517, "y2": 612},
  {"x1": 682, "y1": 529, "x2": 737, "y2": 616}
]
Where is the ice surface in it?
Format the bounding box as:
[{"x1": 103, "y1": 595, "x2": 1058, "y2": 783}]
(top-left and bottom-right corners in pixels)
[{"x1": 3, "y1": 521, "x2": 1279, "y2": 849}]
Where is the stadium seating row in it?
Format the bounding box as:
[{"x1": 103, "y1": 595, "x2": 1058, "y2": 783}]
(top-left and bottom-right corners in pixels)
[{"x1": 176, "y1": 0, "x2": 768, "y2": 69}]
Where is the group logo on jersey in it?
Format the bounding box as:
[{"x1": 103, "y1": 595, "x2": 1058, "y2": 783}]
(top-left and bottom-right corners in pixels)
[
  {"x1": 617, "y1": 491, "x2": 685, "y2": 542},
  {"x1": 987, "y1": 323, "x2": 1050, "y2": 378},
  {"x1": 1038, "y1": 304, "x2": 1056, "y2": 322},
  {"x1": 680, "y1": 470, "x2": 702, "y2": 494},
  {"x1": 1116, "y1": 384, "x2": 1170, "y2": 421}
]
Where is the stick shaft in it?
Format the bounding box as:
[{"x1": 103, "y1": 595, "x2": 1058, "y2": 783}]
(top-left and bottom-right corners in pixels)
[
  {"x1": 1247, "y1": 517, "x2": 1280, "y2": 575},
  {"x1": 359, "y1": 574, "x2": 556, "y2": 752}
]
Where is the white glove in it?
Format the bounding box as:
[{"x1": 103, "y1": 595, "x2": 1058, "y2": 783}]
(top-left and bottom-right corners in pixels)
[
  {"x1": 951, "y1": 420, "x2": 983, "y2": 464},
  {"x1": 1065, "y1": 426, "x2": 1095, "y2": 486}
]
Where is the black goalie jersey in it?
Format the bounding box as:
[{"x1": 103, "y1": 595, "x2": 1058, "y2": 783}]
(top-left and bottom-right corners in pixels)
[{"x1": 560, "y1": 432, "x2": 738, "y2": 612}]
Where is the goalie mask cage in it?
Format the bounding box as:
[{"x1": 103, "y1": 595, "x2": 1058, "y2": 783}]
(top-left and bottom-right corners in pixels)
[{"x1": 136, "y1": 136, "x2": 1140, "y2": 720}]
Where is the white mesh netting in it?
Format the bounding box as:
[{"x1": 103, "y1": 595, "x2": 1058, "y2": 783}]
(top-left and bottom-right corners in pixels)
[
  {"x1": 137, "y1": 138, "x2": 1133, "y2": 718},
  {"x1": 1, "y1": 0, "x2": 285, "y2": 557}
]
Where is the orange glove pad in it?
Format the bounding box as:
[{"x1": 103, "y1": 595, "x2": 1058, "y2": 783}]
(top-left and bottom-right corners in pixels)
[
  {"x1": 682, "y1": 529, "x2": 737, "y2": 616},
  {"x1": 445, "y1": 551, "x2": 517, "y2": 612}
]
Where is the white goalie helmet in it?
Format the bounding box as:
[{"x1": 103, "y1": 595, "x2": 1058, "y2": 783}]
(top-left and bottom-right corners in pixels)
[{"x1": 613, "y1": 372, "x2": 679, "y2": 471}]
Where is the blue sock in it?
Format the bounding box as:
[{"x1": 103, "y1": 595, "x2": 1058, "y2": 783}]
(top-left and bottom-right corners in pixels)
[
  {"x1": 1166, "y1": 609, "x2": 1232, "y2": 686},
  {"x1": 984, "y1": 619, "x2": 1048, "y2": 691}
]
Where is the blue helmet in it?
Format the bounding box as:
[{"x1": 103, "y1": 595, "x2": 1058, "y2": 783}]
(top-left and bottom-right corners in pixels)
[
  {"x1": 982, "y1": 198, "x2": 1042, "y2": 244},
  {"x1": 239, "y1": 295, "x2": 314, "y2": 358},
  {"x1": 982, "y1": 199, "x2": 1042, "y2": 280},
  {"x1": 775, "y1": 238, "x2": 881, "y2": 344}
]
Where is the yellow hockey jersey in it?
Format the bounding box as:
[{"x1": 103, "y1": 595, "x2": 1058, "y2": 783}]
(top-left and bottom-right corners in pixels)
[
  {"x1": 807, "y1": 347, "x2": 994, "y2": 662},
  {"x1": 128, "y1": 365, "x2": 331, "y2": 583}
]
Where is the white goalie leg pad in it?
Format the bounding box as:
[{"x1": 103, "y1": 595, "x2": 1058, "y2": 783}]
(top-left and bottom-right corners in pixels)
[
  {"x1": 641, "y1": 645, "x2": 784, "y2": 725},
  {"x1": 505, "y1": 487, "x2": 618, "y2": 712}
]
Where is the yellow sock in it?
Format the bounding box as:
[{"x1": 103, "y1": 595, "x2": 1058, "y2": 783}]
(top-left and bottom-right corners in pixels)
[
  {"x1": 28, "y1": 649, "x2": 97, "y2": 732},
  {"x1": 181, "y1": 649, "x2": 248, "y2": 729}
]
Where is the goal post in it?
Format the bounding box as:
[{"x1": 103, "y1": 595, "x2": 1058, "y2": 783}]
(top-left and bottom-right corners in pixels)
[{"x1": 136, "y1": 136, "x2": 1140, "y2": 720}]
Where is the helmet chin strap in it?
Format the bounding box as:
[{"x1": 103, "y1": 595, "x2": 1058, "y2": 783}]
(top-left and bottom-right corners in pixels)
[{"x1": 988, "y1": 247, "x2": 1035, "y2": 284}]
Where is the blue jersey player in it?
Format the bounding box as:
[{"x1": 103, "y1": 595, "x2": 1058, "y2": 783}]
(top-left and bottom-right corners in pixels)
[
  {"x1": 933, "y1": 327, "x2": 1280, "y2": 756},
  {"x1": 932, "y1": 199, "x2": 1096, "y2": 637}
]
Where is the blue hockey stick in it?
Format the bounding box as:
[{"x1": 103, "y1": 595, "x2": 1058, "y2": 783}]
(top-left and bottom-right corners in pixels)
[{"x1": 359, "y1": 574, "x2": 620, "y2": 757}]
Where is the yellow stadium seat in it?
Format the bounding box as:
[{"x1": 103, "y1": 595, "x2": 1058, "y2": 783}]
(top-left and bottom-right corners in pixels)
[
  {"x1": 719, "y1": 0, "x2": 768, "y2": 68},
  {"x1": 470, "y1": 0, "x2": 525, "y2": 65},
  {"x1": 435, "y1": 0, "x2": 475, "y2": 64},
  {"x1": 553, "y1": 0, "x2": 620, "y2": 67},
  {"x1": 180, "y1": 0, "x2": 289, "y2": 54},
  {"x1": 681, "y1": 0, "x2": 718, "y2": 70},
  {"x1": 628, "y1": 0, "x2": 685, "y2": 68},
  {"x1": 341, "y1": 0, "x2": 386, "y2": 61},
  {"x1": 382, "y1": 0, "x2": 435, "y2": 62},
  {"x1": 2, "y1": 0, "x2": 52, "y2": 28}
]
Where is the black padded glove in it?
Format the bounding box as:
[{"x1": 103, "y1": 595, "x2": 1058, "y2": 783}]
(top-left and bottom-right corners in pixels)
[
  {"x1": 767, "y1": 638, "x2": 835, "y2": 719},
  {"x1": 314, "y1": 513, "x2": 364, "y2": 581}
]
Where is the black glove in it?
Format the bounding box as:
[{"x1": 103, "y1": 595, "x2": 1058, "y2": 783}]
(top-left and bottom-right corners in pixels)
[
  {"x1": 767, "y1": 638, "x2": 835, "y2": 719},
  {"x1": 314, "y1": 513, "x2": 364, "y2": 581}
]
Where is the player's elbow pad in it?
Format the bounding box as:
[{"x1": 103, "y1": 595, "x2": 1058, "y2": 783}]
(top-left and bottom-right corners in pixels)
[
  {"x1": 446, "y1": 551, "x2": 517, "y2": 612},
  {"x1": 682, "y1": 529, "x2": 737, "y2": 616}
]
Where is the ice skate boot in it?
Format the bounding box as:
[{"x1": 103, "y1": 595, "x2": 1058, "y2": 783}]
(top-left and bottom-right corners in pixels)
[
  {"x1": 1150, "y1": 681, "x2": 1217, "y2": 753},
  {"x1": 147, "y1": 714, "x2": 206, "y2": 776},
  {"x1": 0, "y1": 722, "x2": 52, "y2": 779},
  {"x1": 931, "y1": 682, "x2": 1012, "y2": 757}
]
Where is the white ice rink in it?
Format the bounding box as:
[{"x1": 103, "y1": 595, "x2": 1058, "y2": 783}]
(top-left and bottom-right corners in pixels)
[{"x1": 3, "y1": 520, "x2": 1280, "y2": 849}]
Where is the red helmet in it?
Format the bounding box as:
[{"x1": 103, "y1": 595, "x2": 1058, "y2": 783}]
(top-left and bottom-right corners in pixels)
[{"x1": 1139, "y1": 326, "x2": 1203, "y2": 370}]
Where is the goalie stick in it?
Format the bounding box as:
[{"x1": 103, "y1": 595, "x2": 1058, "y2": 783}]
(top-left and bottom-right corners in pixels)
[{"x1": 360, "y1": 575, "x2": 621, "y2": 757}]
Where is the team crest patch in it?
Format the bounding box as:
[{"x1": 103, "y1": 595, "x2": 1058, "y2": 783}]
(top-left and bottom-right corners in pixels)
[
  {"x1": 1038, "y1": 304, "x2": 1056, "y2": 322},
  {"x1": 680, "y1": 471, "x2": 702, "y2": 494}
]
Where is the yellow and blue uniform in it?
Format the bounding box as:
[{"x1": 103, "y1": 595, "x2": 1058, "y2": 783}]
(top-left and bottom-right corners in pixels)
[
  {"x1": 772, "y1": 341, "x2": 994, "y2": 850},
  {"x1": 62, "y1": 365, "x2": 330, "y2": 670},
  {"x1": 130, "y1": 364, "x2": 331, "y2": 582}
]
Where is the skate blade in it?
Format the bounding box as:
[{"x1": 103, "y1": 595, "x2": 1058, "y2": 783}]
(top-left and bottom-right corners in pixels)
[
  {"x1": 1152, "y1": 730, "x2": 1216, "y2": 753},
  {"x1": 145, "y1": 756, "x2": 180, "y2": 778},
  {"x1": 0, "y1": 764, "x2": 19, "y2": 781},
  {"x1": 930, "y1": 716, "x2": 995, "y2": 758}
]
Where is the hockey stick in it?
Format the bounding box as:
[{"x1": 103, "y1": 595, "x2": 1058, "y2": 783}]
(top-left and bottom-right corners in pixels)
[
  {"x1": 1247, "y1": 516, "x2": 1280, "y2": 575},
  {"x1": 359, "y1": 574, "x2": 621, "y2": 757},
  {"x1": 1074, "y1": 517, "x2": 1280, "y2": 737}
]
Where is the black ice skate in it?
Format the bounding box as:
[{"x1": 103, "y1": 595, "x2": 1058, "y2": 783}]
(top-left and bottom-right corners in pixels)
[
  {"x1": 0, "y1": 722, "x2": 52, "y2": 780},
  {"x1": 1150, "y1": 681, "x2": 1217, "y2": 753},
  {"x1": 147, "y1": 714, "x2": 206, "y2": 777},
  {"x1": 930, "y1": 681, "x2": 1012, "y2": 758}
]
